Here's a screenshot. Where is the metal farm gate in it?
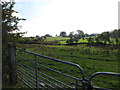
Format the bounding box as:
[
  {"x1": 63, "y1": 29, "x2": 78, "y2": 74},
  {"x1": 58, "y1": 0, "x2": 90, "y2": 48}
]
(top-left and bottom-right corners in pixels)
[{"x1": 14, "y1": 47, "x2": 120, "y2": 89}]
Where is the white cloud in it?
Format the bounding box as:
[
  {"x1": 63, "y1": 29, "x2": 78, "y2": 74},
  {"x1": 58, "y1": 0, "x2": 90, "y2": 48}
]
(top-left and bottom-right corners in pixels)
[{"x1": 19, "y1": 0, "x2": 119, "y2": 37}]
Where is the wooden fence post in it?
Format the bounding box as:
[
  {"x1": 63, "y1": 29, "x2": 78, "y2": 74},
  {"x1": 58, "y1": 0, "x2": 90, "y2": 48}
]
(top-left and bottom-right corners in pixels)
[{"x1": 8, "y1": 44, "x2": 17, "y2": 84}]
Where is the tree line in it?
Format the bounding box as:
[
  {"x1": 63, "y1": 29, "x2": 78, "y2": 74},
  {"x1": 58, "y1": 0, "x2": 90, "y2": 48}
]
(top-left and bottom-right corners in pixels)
[
  {"x1": 18, "y1": 29, "x2": 120, "y2": 46},
  {"x1": 59, "y1": 29, "x2": 120, "y2": 45}
]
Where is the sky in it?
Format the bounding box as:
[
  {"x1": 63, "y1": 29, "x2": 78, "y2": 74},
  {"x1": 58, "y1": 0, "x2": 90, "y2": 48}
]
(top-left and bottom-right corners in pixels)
[{"x1": 11, "y1": 0, "x2": 119, "y2": 37}]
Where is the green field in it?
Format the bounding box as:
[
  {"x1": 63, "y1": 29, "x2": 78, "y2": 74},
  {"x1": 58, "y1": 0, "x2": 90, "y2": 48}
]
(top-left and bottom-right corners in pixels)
[
  {"x1": 46, "y1": 36, "x2": 89, "y2": 44},
  {"x1": 45, "y1": 36, "x2": 120, "y2": 45},
  {"x1": 17, "y1": 44, "x2": 119, "y2": 89},
  {"x1": 46, "y1": 36, "x2": 70, "y2": 41}
]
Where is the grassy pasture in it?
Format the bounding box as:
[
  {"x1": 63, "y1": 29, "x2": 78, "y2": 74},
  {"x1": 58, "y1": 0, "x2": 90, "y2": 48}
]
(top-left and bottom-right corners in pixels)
[
  {"x1": 46, "y1": 36, "x2": 69, "y2": 41},
  {"x1": 59, "y1": 38, "x2": 89, "y2": 44},
  {"x1": 17, "y1": 44, "x2": 120, "y2": 89},
  {"x1": 46, "y1": 36, "x2": 89, "y2": 44},
  {"x1": 45, "y1": 36, "x2": 120, "y2": 45}
]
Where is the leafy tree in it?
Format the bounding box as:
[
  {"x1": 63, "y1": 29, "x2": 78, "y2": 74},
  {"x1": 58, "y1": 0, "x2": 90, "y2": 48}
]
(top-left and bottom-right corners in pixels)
[
  {"x1": 45, "y1": 34, "x2": 52, "y2": 37},
  {"x1": 98, "y1": 32, "x2": 110, "y2": 44},
  {"x1": 2, "y1": 1, "x2": 26, "y2": 87},
  {"x1": 85, "y1": 33, "x2": 89, "y2": 37},
  {"x1": 115, "y1": 38, "x2": 119, "y2": 45},
  {"x1": 36, "y1": 36, "x2": 46, "y2": 43},
  {"x1": 74, "y1": 34, "x2": 79, "y2": 43},
  {"x1": 41, "y1": 36, "x2": 46, "y2": 40},
  {"x1": 118, "y1": 29, "x2": 120, "y2": 38},
  {"x1": 66, "y1": 38, "x2": 74, "y2": 44},
  {"x1": 67, "y1": 32, "x2": 80, "y2": 44},
  {"x1": 77, "y1": 30, "x2": 84, "y2": 38},
  {"x1": 109, "y1": 29, "x2": 120, "y2": 45},
  {"x1": 68, "y1": 31, "x2": 74, "y2": 39},
  {"x1": 88, "y1": 37, "x2": 94, "y2": 46},
  {"x1": 89, "y1": 33, "x2": 98, "y2": 37},
  {"x1": 66, "y1": 32, "x2": 74, "y2": 44},
  {"x1": 110, "y1": 29, "x2": 118, "y2": 38},
  {"x1": 36, "y1": 35, "x2": 39, "y2": 37},
  {"x1": 2, "y1": 1, "x2": 26, "y2": 45},
  {"x1": 95, "y1": 37, "x2": 100, "y2": 45},
  {"x1": 59, "y1": 31, "x2": 67, "y2": 37}
]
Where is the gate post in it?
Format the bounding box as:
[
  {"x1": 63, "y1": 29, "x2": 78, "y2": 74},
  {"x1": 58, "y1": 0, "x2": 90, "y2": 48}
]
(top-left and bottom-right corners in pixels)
[{"x1": 8, "y1": 44, "x2": 17, "y2": 84}]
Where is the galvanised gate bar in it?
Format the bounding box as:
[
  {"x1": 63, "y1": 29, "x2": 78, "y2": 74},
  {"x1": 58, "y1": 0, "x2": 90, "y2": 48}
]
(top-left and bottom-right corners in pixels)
[{"x1": 15, "y1": 48, "x2": 120, "y2": 89}]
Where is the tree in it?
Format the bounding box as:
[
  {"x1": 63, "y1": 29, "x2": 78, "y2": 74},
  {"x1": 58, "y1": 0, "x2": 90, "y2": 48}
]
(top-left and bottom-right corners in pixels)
[
  {"x1": 118, "y1": 29, "x2": 120, "y2": 38},
  {"x1": 88, "y1": 37, "x2": 94, "y2": 46},
  {"x1": 68, "y1": 31, "x2": 74, "y2": 39},
  {"x1": 2, "y1": 1, "x2": 26, "y2": 87},
  {"x1": 95, "y1": 37, "x2": 100, "y2": 45},
  {"x1": 36, "y1": 36, "x2": 46, "y2": 43},
  {"x1": 2, "y1": 1, "x2": 26, "y2": 45},
  {"x1": 74, "y1": 34, "x2": 79, "y2": 43},
  {"x1": 45, "y1": 34, "x2": 52, "y2": 37},
  {"x1": 109, "y1": 29, "x2": 120, "y2": 45},
  {"x1": 110, "y1": 29, "x2": 118, "y2": 38},
  {"x1": 98, "y1": 32, "x2": 110, "y2": 45},
  {"x1": 77, "y1": 30, "x2": 84, "y2": 38},
  {"x1": 59, "y1": 31, "x2": 67, "y2": 37},
  {"x1": 19, "y1": 37, "x2": 31, "y2": 44},
  {"x1": 66, "y1": 32, "x2": 80, "y2": 44},
  {"x1": 36, "y1": 35, "x2": 39, "y2": 37},
  {"x1": 66, "y1": 39, "x2": 74, "y2": 44},
  {"x1": 66, "y1": 32, "x2": 74, "y2": 44},
  {"x1": 115, "y1": 38, "x2": 119, "y2": 45},
  {"x1": 85, "y1": 33, "x2": 89, "y2": 37},
  {"x1": 90, "y1": 33, "x2": 98, "y2": 37}
]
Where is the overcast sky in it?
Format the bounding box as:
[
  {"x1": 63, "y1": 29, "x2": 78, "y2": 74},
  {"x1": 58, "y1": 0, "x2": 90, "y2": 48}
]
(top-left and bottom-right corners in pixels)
[{"x1": 12, "y1": 0, "x2": 119, "y2": 37}]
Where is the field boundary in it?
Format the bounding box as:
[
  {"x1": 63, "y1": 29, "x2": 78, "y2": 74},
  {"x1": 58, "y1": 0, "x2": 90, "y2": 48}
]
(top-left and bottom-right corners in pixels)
[{"x1": 14, "y1": 46, "x2": 120, "y2": 89}]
